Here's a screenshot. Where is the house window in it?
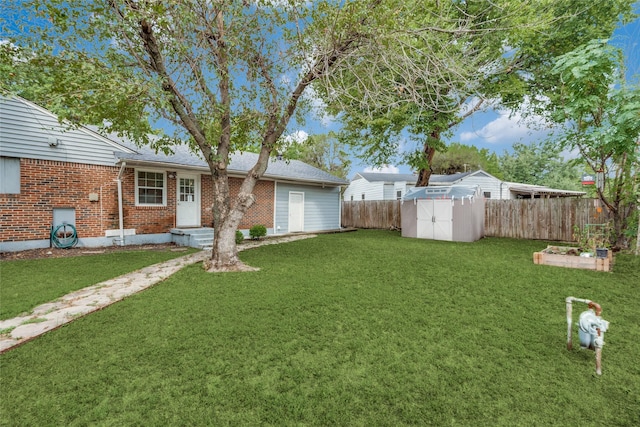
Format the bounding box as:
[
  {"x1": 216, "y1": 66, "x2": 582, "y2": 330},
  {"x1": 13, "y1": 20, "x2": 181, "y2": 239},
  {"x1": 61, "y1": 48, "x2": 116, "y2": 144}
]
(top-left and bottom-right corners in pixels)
[
  {"x1": 396, "y1": 190, "x2": 402, "y2": 200},
  {"x1": 0, "y1": 157, "x2": 20, "y2": 194},
  {"x1": 350, "y1": 195, "x2": 354, "y2": 201},
  {"x1": 136, "y1": 170, "x2": 166, "y2": 205},
  {"x1": 361, "y1": 194, "x2": 365, "y2": 200},
  {"x1": 483, "y1": 192, "x2": 491, "y2": 198}
]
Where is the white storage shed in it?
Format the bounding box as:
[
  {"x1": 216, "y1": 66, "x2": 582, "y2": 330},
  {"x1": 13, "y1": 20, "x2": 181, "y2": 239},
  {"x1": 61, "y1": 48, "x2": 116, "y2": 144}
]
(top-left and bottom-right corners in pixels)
[{"x1": 401, "y1": 186, "x2": 485, "y2": 242}]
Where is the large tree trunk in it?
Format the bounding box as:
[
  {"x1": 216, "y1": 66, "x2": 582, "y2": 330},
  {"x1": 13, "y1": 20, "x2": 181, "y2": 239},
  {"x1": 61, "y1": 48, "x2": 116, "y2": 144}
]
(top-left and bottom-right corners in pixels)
[
  {"x1": 203, "y1": 150, "x2": 270, "y2": 272},
  {"x1": 415, "y1": 130, "x2": 441, "y2": 187},
  {"x1": 204, "y1": 190, "x2": 260, "y2": 272}
]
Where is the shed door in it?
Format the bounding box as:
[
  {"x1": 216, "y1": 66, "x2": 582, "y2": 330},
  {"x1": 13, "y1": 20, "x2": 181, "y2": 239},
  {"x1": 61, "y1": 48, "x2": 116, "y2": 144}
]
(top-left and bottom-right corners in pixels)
[
  {"x1": 416, "y1": 200, "x2": 452, "y2": 241},
  {"x1": 289, "y1": 192, "x2": 304, "y2": 232},
  {"x1": 432, "y1": 200, "x2": 453, "y2": 241},
  {"x1": 416, "y1": 200, "x2": 433, "y2": 239}
]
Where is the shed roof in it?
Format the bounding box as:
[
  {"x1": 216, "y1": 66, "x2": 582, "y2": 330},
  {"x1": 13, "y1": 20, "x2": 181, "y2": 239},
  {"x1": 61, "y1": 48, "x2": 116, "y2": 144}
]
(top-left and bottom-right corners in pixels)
[{"x1": 403, "y1": 185, "x2": 482, "y2": 200}]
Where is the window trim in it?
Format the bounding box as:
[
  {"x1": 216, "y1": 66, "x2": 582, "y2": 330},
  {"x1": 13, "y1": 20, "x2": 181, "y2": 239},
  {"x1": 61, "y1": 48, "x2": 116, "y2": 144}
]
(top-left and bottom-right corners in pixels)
[{"x1": 135, "y1": 169, "x2": 167, "y2": 206}]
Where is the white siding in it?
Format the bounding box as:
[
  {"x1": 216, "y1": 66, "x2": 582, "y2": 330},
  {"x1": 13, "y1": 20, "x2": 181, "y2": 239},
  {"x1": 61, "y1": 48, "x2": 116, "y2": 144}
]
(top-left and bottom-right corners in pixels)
[
  {"x1": 458, "y1": 173, "x2": 505, "y2": 199},
  {"x1": 343, "y1": 175, "x2": 414, "y2": 201},
  {"x1": 394, "y1": 182, "x2": 409, "y2": 200},
  {"x1": 383, "y1": 183, "x2": 394, "y2": 200},
  {"x1": 343, "y1": 176, "x2": 385, "y2": 201},
  {"x1": 0, "y1": 97, "x2": 131, "y2": 166}
]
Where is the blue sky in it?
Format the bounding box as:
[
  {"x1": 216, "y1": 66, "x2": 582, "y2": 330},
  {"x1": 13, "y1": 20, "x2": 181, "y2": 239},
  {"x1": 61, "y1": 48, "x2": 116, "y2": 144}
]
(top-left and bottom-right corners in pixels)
[{"x1": 299, "y1": 7, "x2": 640, "y2": 177}]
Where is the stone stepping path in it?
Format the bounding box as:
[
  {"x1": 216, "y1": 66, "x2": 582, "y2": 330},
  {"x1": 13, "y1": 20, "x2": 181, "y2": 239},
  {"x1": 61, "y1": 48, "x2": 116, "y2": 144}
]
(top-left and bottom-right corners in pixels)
[{"x1": 0, "y1": 234, "x2": 315, "y2": 353}]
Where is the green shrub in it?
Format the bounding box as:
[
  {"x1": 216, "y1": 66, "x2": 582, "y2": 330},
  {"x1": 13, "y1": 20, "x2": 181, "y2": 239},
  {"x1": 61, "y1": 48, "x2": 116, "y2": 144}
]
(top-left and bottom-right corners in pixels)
[
  {"x1": 235, "y1": 230, "x2": 244, "y2": 244},
  {"x1": 249, "y1": 224, "x2": 267, "y2": 240}
]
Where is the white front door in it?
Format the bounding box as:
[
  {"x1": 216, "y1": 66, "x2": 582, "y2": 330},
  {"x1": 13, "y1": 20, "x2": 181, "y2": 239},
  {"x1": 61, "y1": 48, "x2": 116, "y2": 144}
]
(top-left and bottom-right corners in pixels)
[
  {"x1": 176, "y1": 173, "x2": 200, "y2": 227},
  {"x1": 289, "y1": 192, "x2": 304, "y2": 232}
]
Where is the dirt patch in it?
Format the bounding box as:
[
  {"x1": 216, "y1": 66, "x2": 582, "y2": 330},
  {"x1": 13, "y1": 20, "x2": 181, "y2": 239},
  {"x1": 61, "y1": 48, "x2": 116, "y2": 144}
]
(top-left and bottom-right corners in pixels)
[
  {"x1": 0, "y1": 243, "x2": 183, "y2": 261},
  {"x1": 0, "y1": 234, "x2": 318, "y2": 261}
]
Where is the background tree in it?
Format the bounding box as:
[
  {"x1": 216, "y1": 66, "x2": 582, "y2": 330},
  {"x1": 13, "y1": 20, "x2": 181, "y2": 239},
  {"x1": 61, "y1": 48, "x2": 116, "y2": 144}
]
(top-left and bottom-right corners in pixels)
[
  {"x1": 431, "y1": 143, "x2": 502, "y2": 177},
  {"x1": 498, "y1": 141, "x2": 583, "y2": 190},
  {"x1": 322, "y1": 0, "x2": 635, "y2": 185},
  {"x1": 3, "y1": 0, "x2": 529, "y2": 271},
  {"x1": 2, "y1": 0, "x2": 386, "y2": 271},
  {"x1": 548, "y1": 39, "x2": 640, "y2": 248},
  {"x1": 280, "y1": 133, "x2": 351, "y2": 180}
]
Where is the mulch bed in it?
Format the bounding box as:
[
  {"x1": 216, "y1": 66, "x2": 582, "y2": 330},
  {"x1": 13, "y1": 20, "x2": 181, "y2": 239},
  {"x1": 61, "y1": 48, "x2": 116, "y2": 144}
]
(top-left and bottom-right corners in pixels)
[{"x1": 0, "y1": 243, "x2": 181, "y2": 261}]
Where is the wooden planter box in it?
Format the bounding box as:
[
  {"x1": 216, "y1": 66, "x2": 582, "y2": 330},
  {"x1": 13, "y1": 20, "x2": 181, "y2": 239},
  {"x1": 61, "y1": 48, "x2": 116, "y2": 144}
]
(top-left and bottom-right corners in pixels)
[{"x1": 533, "y1": 246, "x2": 612, "y2": 272}]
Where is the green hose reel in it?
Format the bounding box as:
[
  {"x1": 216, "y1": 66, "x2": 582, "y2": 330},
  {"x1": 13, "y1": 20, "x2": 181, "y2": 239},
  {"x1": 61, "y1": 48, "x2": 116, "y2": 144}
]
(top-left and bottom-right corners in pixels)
[{"x1": 51, "y1": 223, "x2": 78, "y2": 249}]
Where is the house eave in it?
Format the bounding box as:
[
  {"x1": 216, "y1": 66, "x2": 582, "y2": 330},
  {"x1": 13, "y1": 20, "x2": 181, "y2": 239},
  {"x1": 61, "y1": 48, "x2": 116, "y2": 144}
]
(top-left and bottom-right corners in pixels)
[{"x1": 116, "y1": 158, "x2": 347, "y2": 187}]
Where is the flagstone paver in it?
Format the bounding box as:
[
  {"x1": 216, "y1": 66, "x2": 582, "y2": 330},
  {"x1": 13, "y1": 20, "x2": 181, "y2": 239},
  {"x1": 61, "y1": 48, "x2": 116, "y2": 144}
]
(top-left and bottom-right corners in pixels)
[{"x1": 0, "y1": 234, "x2": 315, "y2": 353}]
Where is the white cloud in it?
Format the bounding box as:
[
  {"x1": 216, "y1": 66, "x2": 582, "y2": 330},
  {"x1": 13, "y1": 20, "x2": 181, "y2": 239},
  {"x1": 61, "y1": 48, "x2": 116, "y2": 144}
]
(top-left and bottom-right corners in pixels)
[
  {"x1": 364, "y1": 164, "x2": 399, "y2": 173},
  {"x1": 304, "y1": 86, "x2": 335, "y2": 127},
  {"x1": 560, "y1": 147, "x2": 581, "y2": 161},
  {"x1": 283, "y1": 130, "x2": 309, "y2": 145},
  {"x1": 459, "y1": 100, "x2": 553, "y2": 145}
]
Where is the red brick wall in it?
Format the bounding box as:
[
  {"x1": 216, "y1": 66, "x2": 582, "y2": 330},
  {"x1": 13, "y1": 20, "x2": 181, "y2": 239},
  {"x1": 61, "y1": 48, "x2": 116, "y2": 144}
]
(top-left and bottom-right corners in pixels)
[
  {"x1": 120, "y1": 168, "x2": 176, "y2": 234},
  {"x1": 0, "y1": 159, "x2": 120, "y2": 242},
  {"x1": 1, "y1": 159, "x2": 275, "y2": 243},
  {"x1": 200, "y1": 175, "x2": 274, "y2": 229}
]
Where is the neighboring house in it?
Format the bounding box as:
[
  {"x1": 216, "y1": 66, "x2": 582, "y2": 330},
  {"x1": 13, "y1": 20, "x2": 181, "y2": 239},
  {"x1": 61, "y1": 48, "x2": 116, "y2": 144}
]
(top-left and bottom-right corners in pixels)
[
  {"x1": 344, "y1": 169, "x2": 585, "y2": 201},
  {"x1": 430, "y1": 170, "x2": 586, "y2": 199},
  {"x1": 0, "y1": 96, "x2": 348, "y2": 252},
  {"x1": 342, "y1": 172, "x2": 417, "y2": 201}
]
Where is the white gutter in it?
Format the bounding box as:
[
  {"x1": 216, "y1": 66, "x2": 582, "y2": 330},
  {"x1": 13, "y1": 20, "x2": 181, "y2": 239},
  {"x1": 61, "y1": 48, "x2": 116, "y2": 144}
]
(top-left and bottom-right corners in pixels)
[{"x1": 116, "y1": 162, "x2": 127, "y2": 246}]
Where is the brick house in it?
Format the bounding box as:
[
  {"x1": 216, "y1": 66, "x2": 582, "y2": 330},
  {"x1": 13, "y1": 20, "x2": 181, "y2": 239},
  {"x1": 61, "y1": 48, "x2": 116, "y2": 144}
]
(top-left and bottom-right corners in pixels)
[{"x1": 0, "y1": 96, "x2": 347, "y2": 252}]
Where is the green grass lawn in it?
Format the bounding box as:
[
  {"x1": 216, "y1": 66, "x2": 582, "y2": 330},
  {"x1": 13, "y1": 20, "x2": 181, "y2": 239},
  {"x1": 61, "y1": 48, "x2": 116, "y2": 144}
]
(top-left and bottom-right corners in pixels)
[
  {"x1": 1, "y1": 230, "x2": 639, "y2": 426},
  {"x1": 0, "y1": 247, "x2": 197, "y2": 320}
]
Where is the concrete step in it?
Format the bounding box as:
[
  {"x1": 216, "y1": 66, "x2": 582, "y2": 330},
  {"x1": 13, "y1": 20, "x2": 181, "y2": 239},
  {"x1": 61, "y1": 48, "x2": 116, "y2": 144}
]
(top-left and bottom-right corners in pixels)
[
  {"x1": 193, "y1": 236, "x2": 213, "y2": 250},
  {"x1": 170, "y1": 228, "x2": 214, "y2": 248}
]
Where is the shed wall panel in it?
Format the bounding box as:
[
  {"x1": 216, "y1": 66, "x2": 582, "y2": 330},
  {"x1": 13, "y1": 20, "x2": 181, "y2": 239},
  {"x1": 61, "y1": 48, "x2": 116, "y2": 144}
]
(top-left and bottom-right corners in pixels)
[{"x1": 400, "y1": 201, "x2": 418, "y2": 238}]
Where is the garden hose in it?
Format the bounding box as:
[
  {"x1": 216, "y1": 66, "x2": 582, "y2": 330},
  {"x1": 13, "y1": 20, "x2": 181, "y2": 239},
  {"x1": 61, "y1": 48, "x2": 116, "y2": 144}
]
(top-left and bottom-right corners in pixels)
[{"x1": 51, "y1": 223, "x2": 78, "y2": 249}]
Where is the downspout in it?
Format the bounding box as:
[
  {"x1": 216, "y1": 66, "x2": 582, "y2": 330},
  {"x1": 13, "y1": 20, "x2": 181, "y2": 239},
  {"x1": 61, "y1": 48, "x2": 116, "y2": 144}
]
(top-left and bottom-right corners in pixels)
[
  {"x1": 273, "y1": 182, "x2": 278, "y2": 235},
  {"x1": 116, "y1": 162, "x2": 126, "y2": 246},
  {"x1": 338, "y1": 184, "x2": 343, "y2": 230}
]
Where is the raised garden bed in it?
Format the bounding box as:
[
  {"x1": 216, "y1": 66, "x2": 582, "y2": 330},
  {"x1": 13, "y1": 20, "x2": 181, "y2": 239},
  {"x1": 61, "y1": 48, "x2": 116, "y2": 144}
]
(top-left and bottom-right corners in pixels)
[{"x1": 533, "y1": 246, "x2": 612, "y2": 272}]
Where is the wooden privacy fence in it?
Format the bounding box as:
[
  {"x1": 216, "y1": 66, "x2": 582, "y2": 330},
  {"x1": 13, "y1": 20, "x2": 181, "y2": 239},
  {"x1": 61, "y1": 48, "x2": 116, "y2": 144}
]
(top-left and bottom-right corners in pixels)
[
  {"x1": 342, "y1": 200, "x2": 402, "y2": 230},
  {"x1": 342, "y1": 198, "x2": 611, "y2": 242},
  {"x1": 484, "y1": 198, "x2": 611, "y2": 241}
]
